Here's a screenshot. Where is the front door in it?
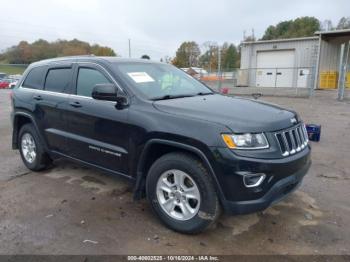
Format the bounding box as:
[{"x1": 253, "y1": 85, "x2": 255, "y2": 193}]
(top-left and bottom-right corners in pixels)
[{"x1": 65, "y1": 64, "x2": 130, "y2": 175}]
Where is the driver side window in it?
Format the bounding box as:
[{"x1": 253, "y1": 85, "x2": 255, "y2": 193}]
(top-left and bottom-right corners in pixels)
[{"x1": 76, "y1": 68, "x2": 110, "y2": 97}]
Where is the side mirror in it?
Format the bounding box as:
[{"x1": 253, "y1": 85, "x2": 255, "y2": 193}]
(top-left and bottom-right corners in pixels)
[
  {"x1": 92, "y1": 84, "x2": 128, "y2": 109},
  {"x1": 92, "y1": 84, "x2": 118, "y2": 101}
]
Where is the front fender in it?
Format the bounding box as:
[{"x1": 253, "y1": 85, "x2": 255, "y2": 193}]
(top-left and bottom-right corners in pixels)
[{"x1": 133, "y1": 138, "x2": 226, "y2": 204}]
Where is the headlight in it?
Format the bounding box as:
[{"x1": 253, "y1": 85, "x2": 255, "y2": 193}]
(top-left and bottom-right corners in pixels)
[{"x1": 222, "y1": 133, "x2": 269, "y2": 149}]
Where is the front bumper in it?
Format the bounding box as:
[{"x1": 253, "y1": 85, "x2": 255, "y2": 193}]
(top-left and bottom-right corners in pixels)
[
  {"x1": 209, "y1": 146, "x2": 311, "y2": 214},
  {"x1": 221, "y1": 160, "x2": 310, "y2": 214}
]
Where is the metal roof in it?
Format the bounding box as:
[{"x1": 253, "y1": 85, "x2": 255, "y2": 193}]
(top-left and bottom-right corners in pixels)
[
  {"x1": 242, "y1": 36, "x2": 318, "y2": 45},
  {"x1": 242, "y1": 29, "x2": 350, "y2": 45},
  {"x1": 315, "y1": 29, "x2": 350, "y2": 37}
]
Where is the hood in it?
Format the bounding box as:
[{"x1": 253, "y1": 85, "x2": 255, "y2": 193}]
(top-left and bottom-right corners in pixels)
[{"x1": 153, "y1": 94, "x2": 297, "y2": 133}]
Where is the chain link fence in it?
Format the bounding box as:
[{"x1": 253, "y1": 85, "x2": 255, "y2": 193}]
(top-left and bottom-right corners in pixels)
[
  {"x1": 2, "y1": 64, "x2": 346, "y2": 100},
  {"x1": 200, "y1": 67, "x2": 315, "y2": 98}
]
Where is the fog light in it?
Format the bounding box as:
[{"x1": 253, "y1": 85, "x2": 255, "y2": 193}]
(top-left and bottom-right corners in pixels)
[{"x1": 243, "y1": 173, "x2": 266, "y2": 188}]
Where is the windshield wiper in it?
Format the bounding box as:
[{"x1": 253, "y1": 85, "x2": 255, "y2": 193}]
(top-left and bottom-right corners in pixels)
[
  {"x1": 151, "y1": 92, "x2": 214, "y2": 101},
  {"x1": 196, "y1": 92, "x2": 214, "y2": 96},
  {"x1": 151, "y1": 94, "x2": 195, "y2": 101}
]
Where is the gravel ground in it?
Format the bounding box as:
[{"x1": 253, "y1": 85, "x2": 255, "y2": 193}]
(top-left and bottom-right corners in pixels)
[{"x1": 0, "y1": 89, "x2": 349, "y2": 255}]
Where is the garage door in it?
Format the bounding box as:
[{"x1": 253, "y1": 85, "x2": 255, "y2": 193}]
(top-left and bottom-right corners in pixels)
[{"x1": 256, "y1": 50, "x2": 295, "y2": 87}]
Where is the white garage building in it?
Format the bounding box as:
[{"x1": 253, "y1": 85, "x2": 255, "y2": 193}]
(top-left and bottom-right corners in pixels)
[
  {"x1": 239, "y1": 29, "x2": 350, "y2": 97},
  {"x1": 240, "y1": 36, "x2": 319, "y2": 88}
]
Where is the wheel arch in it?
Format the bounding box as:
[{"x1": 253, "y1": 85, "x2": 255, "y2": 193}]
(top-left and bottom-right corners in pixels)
[
  {"x1": 12, "y1": 112, "x2": 48, "y2": 151},
  {"x1": 133, "y1": 139, "x2": 225, "y2": 203}
]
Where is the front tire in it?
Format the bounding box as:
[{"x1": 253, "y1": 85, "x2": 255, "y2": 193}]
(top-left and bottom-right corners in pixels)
[
  {"x1": 19, "y1": 123, "x2": 52, "y2": 171},
  {"x1": 146, "y1": 152, "x2": 221, "y2": 234}
]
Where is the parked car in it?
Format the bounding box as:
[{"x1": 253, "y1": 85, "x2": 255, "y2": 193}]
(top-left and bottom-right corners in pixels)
[
  {"x1": 0, "y1": 79, "x2": 10, "y2": 89},
  {"x1": 11, "y1": 57, "x2": 311, "y2": 234},
  {"x1": 0, "y1": 72, "x2": 7, "y2": 79},
  {"x1": 8, "y1": 79, "x2": 18, "y2": 89}
]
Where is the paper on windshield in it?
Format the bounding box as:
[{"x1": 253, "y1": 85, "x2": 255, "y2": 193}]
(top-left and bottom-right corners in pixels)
[{"x1": 127, "y1": 72, "x2": 155, "y2": 83}]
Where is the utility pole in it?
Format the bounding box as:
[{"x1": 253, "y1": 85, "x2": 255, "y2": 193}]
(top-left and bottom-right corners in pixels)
[
  {"x1": 338, "y1": 41, "x2": 350, "y2": 101},
  {"x1": 128, "y1": 39, "x2": 131, "y2": 58},
  {"x1": 217, "y1": 45, "x2": 222, "y2": 92},
  {"x1": 218, "y1": 46, "x2": 221, "y2": 74},
  {"x1": 209, "y1": 47, "x2": 212, "y2": 74}
]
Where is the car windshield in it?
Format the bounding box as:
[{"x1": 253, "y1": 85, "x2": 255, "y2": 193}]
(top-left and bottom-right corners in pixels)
[{"x1": 113, "y1": 62, "x2": 213, "y2": 100}]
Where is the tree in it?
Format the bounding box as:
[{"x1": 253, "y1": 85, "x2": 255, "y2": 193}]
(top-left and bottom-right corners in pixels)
[
  {"x1": 172, "y1": 41, "x2": 200, "y2": 68},
  {"x1": 91, "y1": 45, "x2": 116, "y2": 56},
  {"x1": 199, "y1": 43, "x2": 239, "y2": 71},
  {"x1": 244, "y1": 36, "x2": 256, "y2": 42},
  {"x1": 199, "y1": 42, "x2": 218, "y2": 72},
  {"x1": 0, "y1": 39, "x2": 117, "y2": 64},
  {"x1": 321, "y1": 20, "x2": 334, "y2": 31},
  {"x1": 336, "y1": 17, "x2": 350, "y2": 29},
  {"x1": 141, "y1": 54, "x2": 150, "y2": 59},
  {"x1": 222, "y1": 43, "x2": 239, "y2": 70},
  {"x1": 261, "y1": 17, "x2": 320, "y2": 40}
]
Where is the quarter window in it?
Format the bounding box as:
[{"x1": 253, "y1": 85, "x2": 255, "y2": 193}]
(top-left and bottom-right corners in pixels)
[
  {"x1": 76, "y1": 68, "x2": 110, "y2": 97},
  {"x1": 44, "y1": 68, "x2": 72, "y2": 93},
  {"x1": 22, "y1": 66, "x2": 46, "y2": 89}
]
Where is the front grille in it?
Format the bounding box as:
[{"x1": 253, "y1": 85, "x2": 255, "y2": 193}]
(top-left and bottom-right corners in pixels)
[{"x1": 275, "y1": 124, "x2": 309, "y2": 157}]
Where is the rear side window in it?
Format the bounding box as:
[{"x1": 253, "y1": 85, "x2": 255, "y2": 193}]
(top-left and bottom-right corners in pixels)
[
  {"x1": 76, "y1": 68, "x2": 110, "y2": 97},
  {"x1": 44, "y1": 68, "x2": 72, "y2": 93},
  {"x1": 22, "y1": 66, "x2": 46, "y2": 89}
]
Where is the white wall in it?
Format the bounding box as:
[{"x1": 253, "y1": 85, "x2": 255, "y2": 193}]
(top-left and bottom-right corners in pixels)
[{"x1": 240, "y1": 37, "x2": 319, "y2": 87}]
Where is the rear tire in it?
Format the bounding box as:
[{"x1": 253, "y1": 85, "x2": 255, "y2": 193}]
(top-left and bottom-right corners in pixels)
[
  {"x1": 19, "y1": 123, "x2": 52, "y2": 171},
  {"x1": 146, "y1": 152, "x2": 221, "y2": 234}
]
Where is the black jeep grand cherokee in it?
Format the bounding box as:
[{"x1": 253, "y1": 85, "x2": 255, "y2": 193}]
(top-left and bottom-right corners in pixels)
[{"x1": 11, "y1": 57, "x2": 311, "y2": 233}]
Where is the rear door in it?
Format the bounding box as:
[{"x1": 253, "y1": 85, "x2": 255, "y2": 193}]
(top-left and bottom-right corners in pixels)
[
  {"x1": 33, "y1": 64, "x2": 74, "y2": 154},
  {"x1": 65, "y1": 63, "x2": 130, "y2": 175}
]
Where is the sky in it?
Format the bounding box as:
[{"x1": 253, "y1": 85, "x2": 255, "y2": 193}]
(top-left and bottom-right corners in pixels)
[{"x1": 0, "y1": 0, "x2": 348, "y2": 60}]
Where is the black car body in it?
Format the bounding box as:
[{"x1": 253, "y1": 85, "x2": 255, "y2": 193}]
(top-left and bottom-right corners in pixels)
[{"x1": 11, "y1": 56, "x2": 311, "y2": 233}]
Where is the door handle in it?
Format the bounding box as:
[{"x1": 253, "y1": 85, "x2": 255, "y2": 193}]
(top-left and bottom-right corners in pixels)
[
  {"x1": 33, "y1": 95, "x2": 43, "y2": 101},
  {"x1": 69, "y1": 101, "x2": 82, "y2": 108}
]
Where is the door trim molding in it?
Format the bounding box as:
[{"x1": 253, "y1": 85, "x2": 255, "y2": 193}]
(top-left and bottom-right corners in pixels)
[{"x1": 45, "y1": 128, "x2": 128, "y2": 155}]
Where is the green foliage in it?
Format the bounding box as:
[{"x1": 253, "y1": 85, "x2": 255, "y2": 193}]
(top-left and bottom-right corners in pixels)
[
  {"x1": 199, "y1": 42, "x2": 239, "y2": 71},
  {"x1": 0, "y1": 39, "x2": 117, "y2": 64},
  {"x1": 90, "y1": 44, "x2": 116, "y2": 56},
  {"x1": 222, "y1": 43, "x2": 239, "y2": 70},
  {"x1": 141, "y1": 54, "x2": 150, "y2": 59},
  {"x1": 172, "y1": 41, "x2": 201, "y2": 68},
  {"x1": 261, "y1": 16, "x2": 321, "y2": 40},
  {"x1": 199, "y1": 45, "x2": 218, "y2": 71},
  {"x1": 244, "y1": 36, "x2": 256, "y2": 42}
]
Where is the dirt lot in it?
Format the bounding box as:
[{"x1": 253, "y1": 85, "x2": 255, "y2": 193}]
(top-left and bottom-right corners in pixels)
[{"x1": 0, "y1": 89, "x2": 349, "y2": 255}]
